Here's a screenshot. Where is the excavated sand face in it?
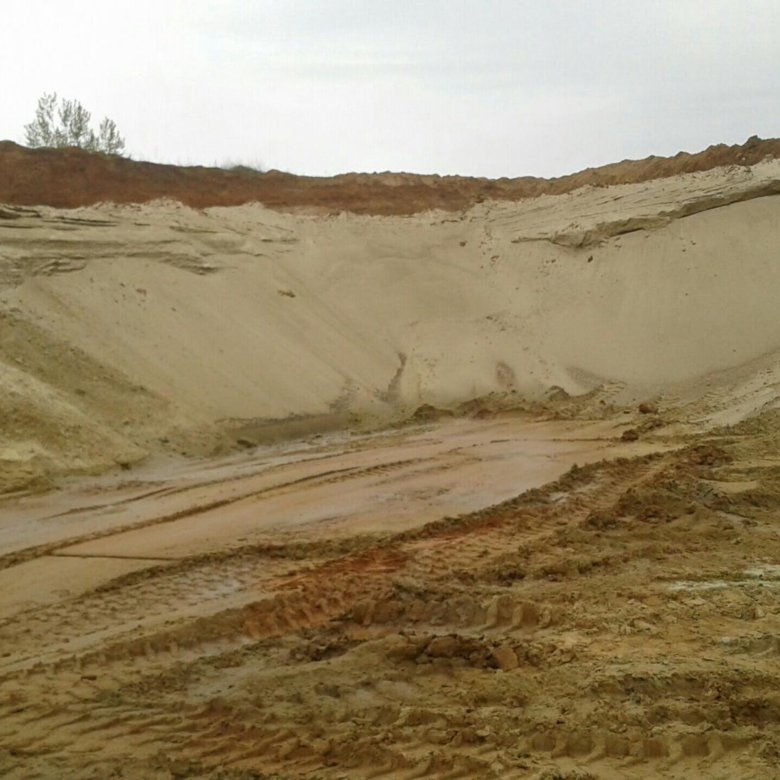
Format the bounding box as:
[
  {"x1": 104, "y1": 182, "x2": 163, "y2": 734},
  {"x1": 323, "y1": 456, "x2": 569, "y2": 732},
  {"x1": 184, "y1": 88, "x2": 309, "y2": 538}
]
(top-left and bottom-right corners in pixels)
[
  {"x1": 1, "y1": 152, "x2": 780, "y2": 778},
  {"x1": 1, "y1": 159, "x2": 779, "y2": 489}
]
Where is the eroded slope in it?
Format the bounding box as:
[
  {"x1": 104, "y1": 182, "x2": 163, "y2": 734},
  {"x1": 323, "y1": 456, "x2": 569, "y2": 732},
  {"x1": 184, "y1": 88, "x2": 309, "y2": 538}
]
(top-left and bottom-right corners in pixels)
[{"x1": 1, "y1": 160, "x2": 779, "y2": 490}]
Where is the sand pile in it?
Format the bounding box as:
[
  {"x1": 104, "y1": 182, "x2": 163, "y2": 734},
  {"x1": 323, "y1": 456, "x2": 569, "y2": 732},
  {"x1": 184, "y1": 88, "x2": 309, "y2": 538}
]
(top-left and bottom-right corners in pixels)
[{"x1": 1, "y1": 150, "x2": 779, "y2": 490}]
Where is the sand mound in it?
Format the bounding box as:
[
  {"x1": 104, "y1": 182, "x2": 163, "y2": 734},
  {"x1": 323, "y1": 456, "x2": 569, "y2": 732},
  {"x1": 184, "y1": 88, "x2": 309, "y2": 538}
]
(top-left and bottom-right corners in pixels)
[{"x1": 1, "y1": 152, "x2": 779, "y2": 489}]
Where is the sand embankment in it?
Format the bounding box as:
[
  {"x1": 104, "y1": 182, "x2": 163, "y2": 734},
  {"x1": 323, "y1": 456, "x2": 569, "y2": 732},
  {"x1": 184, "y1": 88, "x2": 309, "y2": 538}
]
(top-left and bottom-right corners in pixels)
[
  {"x1": 1, "y1": 149, "x2": 779, "y2": 490},
  {"x1": 2, "y1": 135, "x2": 779, "y2": 213}
]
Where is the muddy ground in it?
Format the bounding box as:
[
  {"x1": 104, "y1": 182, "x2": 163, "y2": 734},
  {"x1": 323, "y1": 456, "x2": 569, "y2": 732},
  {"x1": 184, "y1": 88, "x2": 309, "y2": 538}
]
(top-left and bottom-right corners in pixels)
[{"x1": 2, "y1": 406, "x2": 780, "y2": 779}]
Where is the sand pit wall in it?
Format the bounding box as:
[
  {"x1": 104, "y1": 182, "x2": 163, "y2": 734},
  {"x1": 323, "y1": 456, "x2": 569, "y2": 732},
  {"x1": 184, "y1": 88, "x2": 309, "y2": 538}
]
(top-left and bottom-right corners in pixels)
[{"x1": 1, "y1": 160, "x2": 779, "y2": 489}]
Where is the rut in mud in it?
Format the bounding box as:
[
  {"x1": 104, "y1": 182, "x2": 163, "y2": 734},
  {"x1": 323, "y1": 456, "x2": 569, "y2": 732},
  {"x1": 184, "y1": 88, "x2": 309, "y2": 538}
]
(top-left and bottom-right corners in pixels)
[{"x1": 2, "y1": 410, "x2": 780, "y2": 778}]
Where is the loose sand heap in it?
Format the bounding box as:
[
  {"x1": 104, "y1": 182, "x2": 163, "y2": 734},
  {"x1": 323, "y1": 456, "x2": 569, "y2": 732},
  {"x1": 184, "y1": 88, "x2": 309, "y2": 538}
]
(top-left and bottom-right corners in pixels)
[{"x1": 1, "y1": 140, "x2": 780, "y2": 778}]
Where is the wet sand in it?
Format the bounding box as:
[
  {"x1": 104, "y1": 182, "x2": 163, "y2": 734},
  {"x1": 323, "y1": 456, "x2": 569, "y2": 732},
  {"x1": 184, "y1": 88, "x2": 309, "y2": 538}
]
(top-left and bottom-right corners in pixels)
[
  {"x1": 3, "y1": 408, "x2": 780, "y2": 779},
  {"x1": 1, "y1": 414, "x2": 656, "y2": 614}
]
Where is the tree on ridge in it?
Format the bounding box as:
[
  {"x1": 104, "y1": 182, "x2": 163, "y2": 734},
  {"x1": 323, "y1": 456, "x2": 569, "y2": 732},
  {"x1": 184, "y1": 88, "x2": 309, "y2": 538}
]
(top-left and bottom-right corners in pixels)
[{"x1": 24, "y1": 92, "x2": 126, "y2": 155}]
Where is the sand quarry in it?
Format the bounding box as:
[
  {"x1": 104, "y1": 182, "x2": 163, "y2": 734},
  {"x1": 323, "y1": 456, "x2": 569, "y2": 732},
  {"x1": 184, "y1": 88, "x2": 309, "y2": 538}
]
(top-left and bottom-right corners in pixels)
[{"x1": 1, "y1": 139, "x2": 780, "y2": 779}]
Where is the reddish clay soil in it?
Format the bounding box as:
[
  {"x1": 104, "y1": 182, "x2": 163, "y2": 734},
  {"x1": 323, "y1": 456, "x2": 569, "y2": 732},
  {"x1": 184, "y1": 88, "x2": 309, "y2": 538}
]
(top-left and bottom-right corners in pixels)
[{"x1": 1, "y1": 136, "x2": 778, "y2": 215}]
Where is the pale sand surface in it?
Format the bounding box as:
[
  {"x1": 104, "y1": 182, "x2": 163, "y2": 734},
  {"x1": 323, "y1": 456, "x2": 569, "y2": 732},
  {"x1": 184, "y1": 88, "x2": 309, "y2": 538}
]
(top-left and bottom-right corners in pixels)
[{"x1": 1, "y1": 160, "x2": 779, "y2": 490}]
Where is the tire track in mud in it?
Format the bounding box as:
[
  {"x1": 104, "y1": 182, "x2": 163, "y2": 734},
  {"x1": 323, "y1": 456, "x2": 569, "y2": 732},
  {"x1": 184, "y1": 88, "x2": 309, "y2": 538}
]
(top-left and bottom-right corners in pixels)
[
  {"x1": 0, "y1": 451, "x2": 670, "y2": 775},
  {"x1": 0, "y1": 455, "x2": 429, "y2": 571},
  {"x1": 3, "y1": 432, "x2": 780, "y2": 778},
  {"x1": 0, "y1": 448, "x2": 470, "y2": 684}
]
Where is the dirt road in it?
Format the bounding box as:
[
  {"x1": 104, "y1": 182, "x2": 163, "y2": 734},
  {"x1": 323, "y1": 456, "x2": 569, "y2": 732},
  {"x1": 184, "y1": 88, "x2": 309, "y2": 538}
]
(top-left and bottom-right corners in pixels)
[{"x1": 1, "y1": 410, "x2": 779, "y2": 778}]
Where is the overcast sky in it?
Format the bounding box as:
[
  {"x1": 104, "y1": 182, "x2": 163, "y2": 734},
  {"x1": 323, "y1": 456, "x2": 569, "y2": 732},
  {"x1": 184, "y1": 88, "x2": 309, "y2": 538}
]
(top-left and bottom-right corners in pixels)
[{"x1": 3, "y1": 0, "x2": 779, "y2": 177}]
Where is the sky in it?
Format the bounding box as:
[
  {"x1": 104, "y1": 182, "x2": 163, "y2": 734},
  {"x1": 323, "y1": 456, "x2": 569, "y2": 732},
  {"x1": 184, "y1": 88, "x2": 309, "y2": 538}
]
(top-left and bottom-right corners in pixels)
[{"x1": 3, "y1": 0, "x2": 779, "y2": 178}]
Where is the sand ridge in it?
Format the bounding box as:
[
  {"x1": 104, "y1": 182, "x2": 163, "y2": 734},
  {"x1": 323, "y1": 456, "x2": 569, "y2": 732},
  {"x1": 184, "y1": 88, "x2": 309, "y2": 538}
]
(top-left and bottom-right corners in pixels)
[{"x1": 1, "y1": 135, "x2": 779, "y2": 213}]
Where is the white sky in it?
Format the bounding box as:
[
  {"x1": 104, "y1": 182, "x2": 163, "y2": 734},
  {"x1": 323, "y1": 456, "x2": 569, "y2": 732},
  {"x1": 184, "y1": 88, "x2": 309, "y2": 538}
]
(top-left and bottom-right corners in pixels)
[{"x1": 3, "y1": 0, "x2": 779, "y2": 177}]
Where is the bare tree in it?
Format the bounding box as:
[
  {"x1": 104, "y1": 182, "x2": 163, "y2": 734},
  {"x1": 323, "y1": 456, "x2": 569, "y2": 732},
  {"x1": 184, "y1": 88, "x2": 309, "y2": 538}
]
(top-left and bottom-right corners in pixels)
[
  {"x1": 94, "y1": 117, "x2": 125, "y2": 155},
  {"x1": 24, "y1": 93, "x2": 60, "y2": 147},
  {"x1": 24, "y1": 93, "x2": 126, "y2": 155}
]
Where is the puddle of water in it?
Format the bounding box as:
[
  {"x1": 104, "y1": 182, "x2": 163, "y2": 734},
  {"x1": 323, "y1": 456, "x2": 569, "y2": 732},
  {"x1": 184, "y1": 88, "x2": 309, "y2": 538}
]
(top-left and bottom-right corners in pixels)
[
  {"x1": 668, "y1": 580, "x2": 733, "y2": 592},
  {"x1": 667, "y1": 564, "x2": 780, "y2": 592},
  {"x1": 744, "y1": 564, "x2": 780, "y2": 579}
]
